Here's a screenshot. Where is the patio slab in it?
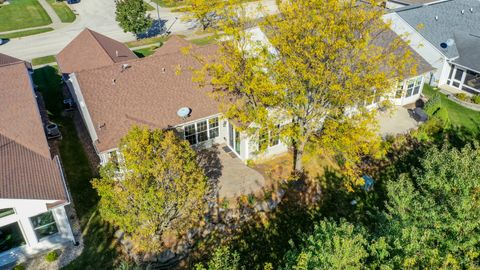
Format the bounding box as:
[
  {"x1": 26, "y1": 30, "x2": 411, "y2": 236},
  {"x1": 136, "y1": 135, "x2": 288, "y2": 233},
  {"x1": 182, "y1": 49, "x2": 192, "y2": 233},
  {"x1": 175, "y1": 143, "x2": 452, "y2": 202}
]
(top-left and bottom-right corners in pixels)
[
  {"x1": 377, "y1": 106, "x2": 419, "y2": 137},
  {"x1": 197, "y1": 145, "x2": 266, "y2": 199}
]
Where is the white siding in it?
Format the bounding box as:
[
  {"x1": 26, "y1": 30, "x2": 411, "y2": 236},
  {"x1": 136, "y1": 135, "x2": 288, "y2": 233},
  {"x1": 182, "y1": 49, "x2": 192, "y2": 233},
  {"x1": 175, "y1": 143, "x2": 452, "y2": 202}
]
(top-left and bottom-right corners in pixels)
[
  {"x1": 0, "y1": 199, "x2": 74, "y2": 267},
  {"x1": 69, "y1": 73, "x2": 99, "y2": 145}
]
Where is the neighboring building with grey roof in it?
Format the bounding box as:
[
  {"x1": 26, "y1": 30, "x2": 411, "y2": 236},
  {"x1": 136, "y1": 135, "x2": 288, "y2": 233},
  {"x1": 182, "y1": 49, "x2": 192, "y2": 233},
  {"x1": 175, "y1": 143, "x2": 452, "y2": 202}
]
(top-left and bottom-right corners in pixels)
[
  {"x1": 385, "y1": 0, "x2": 480, "y2": 94},
  {"x1": 0, "y1": 54, "x2": 74, "y2": 267},
  {"x1": 385, "y1": 0, "x2": 439, "y2": 9}
]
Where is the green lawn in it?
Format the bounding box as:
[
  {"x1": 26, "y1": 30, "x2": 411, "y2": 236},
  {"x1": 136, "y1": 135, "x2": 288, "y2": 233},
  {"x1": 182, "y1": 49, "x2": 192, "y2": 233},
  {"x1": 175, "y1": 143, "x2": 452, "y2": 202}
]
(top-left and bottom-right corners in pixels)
[
  {"x1": 0, "y1": 27, "x2": 53, "y2": 39},
  {"x1": 31, "y1": 55, "x2": 56, "y2": 66},
  {"x1": 190, "y1": 35, "x2": 217, "y2": 46},
  {"x1": 144, "y1": 1, "x2": 155, "y2": 11},
  {"x1": 150, "y1": 0, "x2": 185, "y2": 8},
  {"x1": 32, "y1": 66, "x2": 117, "y2": 270},
  {"x1": 0, "y1": 0, "x2": 52, "y2": 32},
  {"x1": 423, "y1": 84, "x2": 480, "y2": 135},
  {"x1": 133, "y1": 46, "x2": 158, "y2": 58},
  {"x1": 46, "y1": 0, "x2": 76, "y2": 23},
  {"x1": 125, "y1": 35, "x2": 170, "y2": 48}
]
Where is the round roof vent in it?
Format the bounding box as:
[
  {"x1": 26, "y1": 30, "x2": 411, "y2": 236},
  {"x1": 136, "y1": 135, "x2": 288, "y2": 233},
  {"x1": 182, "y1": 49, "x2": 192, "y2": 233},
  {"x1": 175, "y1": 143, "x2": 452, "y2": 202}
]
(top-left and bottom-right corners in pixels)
[
  {"x1": 177, "y1": 107, "x2": 191, "y2": 119},
  {"x1": 440, "y1": 39, "x2": 454, "y2": 49}
]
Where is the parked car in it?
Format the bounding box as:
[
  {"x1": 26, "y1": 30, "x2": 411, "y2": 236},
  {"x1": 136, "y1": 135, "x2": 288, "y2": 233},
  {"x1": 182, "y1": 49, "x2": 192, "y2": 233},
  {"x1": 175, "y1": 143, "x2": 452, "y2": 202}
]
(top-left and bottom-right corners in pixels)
[{"x1": 0, "y1": 38, "x2": 9, "y2": 46}]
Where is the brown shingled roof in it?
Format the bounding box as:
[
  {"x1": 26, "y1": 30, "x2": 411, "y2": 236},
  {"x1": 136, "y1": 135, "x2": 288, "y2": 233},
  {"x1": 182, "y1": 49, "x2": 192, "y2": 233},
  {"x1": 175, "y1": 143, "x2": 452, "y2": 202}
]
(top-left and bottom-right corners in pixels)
[
  {"x1": 0, "y1": 58, "x2": 68, "y2": 201},
  {"x1": 373, "y1": 28, "x2": 434, "y2": 75},
  {"x1": 74, "y1": 39, "x2": 220, "y2": 152},
  {"x1": 154, "y1": 35, "x2": 197, "y2": 56},
  {"x1": 0, "y1": 53, "x2": 23, "y2": 66},
  {"x1": 56, "y1": 28, "x2": 138, "y2": 74}
]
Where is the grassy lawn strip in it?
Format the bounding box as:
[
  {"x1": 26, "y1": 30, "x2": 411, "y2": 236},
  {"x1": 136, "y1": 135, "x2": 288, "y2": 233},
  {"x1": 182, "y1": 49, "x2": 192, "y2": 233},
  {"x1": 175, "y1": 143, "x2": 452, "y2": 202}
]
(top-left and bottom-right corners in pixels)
[
  {"x1": 46, "y1": 0, "x2": 76, "y2": 23},
  {"x1": 189, "y1": 35, "x2": 217, "y2": 46},
  {"x1": 133, "y1": 46, "x2": 158, "y2": 58},
  {"x1": 32, "y1": 66, "x2": 118, "y2": 269},
  {"x1": 0, "y1": 27, "x2": 53, "y2": 39},
  {"x1": 0, "y1": 0, "x2": 52, "y2": 32},
  {"x1": 31, "y1": 55, "x2": 56, "y2": 66},
  {"x1": 150, "y1": 0, "x2": 185, "y2": 8},
  {"x1": 125, "y1": 35, "x2": 171, "y2": 48},
  {"x1": 423, "y1": 84, "x2": 480, "y2": 135},
  {"x1": 144, "y1": 1, "x2": 155, "y2": 11}
]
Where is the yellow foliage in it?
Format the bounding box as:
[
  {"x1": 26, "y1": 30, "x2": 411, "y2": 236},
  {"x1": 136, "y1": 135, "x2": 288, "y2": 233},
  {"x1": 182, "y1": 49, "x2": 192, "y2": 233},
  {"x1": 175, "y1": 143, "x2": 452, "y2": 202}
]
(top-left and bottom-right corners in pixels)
[{"x1": 194, "y1": 0, "x2": 417, "y2": 180}]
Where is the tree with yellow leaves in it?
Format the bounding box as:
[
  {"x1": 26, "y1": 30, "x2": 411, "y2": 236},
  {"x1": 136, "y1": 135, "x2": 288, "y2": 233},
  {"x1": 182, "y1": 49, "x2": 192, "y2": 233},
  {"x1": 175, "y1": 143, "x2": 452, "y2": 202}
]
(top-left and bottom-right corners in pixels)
[
  {"x1": 195, "y1": 0, "x2": 417, "y2": 180},
  {"x1": 92, "y1": 127, "x2": 208, "y2": 253}
]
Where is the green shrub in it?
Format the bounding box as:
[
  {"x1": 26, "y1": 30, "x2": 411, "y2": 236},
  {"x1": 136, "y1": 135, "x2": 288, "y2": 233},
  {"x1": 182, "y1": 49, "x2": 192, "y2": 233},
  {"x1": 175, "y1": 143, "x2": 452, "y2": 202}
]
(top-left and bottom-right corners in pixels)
[
  {"x1": 13, "y1": 265, "x2": 25, "y2": 270},
  {"x1": 454, "y1": 93, "x2": 469, "y2": 101},
  {"x1": 424, "y1": 94, "x2": 441, "y2": 115},
  {"x1": 472, "y1": 95, "x2": 480, "y2": 104},
  {"x1": 415, "y1": 116, "x2": 444, "y2": 142},
  {"x1": 45, "y1": 250, "x2": 59, "y2": 262}
]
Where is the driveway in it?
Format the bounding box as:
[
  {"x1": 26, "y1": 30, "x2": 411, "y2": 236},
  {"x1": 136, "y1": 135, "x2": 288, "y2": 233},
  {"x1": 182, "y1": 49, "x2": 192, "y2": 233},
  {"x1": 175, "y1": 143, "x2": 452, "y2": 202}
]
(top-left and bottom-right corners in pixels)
[{"x1": 197, "y1": 145, "x2": 266, "y2": 199}]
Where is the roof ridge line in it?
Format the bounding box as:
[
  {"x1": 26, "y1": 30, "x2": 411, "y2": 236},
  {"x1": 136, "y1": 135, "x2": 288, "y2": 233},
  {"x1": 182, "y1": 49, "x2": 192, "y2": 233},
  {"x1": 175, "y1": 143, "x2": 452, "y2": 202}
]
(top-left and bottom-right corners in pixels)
[{"x1": 85, "y1": 28, "x2": 118, "y2": 63}]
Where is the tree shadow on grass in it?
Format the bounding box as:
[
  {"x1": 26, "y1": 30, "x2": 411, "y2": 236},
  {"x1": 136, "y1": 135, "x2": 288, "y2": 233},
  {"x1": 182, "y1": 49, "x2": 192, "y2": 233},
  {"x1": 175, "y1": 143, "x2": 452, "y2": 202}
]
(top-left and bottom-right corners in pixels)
[{"x1": 33, "y1": 65, "x2": 119, "y2": 270}]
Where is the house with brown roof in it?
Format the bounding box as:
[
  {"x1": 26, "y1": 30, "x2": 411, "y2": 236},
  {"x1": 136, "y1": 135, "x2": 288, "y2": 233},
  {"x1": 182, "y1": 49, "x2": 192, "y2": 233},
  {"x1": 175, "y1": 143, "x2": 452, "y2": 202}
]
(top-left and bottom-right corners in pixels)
[
  {"x1": 58, "y1": 27, "x2": 432, "y2": 167},
  {"x1": 57, "y1": 29, "x2": 284, "y2": 163},
  {"x1": 0, "y1": 54, "x2": 74, "y2": 267}
]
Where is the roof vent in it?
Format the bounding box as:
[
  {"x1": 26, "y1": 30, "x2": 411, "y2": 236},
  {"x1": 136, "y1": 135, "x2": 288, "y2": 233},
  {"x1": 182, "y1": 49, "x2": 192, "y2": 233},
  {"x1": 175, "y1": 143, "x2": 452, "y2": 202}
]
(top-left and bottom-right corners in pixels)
[
  {"x1": 470, "y1": 7, "x2": 474, "y2": 12},
  {"x1": 461, "y1": 9, "x2": 465, "y2": 14},
  {"x1": 112, "y1": 78, "x2": 116, "y2": 85},
  {"x1": 122, "y1": 63, "x2": 131, "y2": 70},
  {"x1": 177, "y1": 107, "x2": 191, "y2": 119},
  {"x1": 435, "y1": 15, "x2": 439, "y2": 20},
  {"x1": 440, "y1": 38, "x2": 455, "y2": 49},
  {"x1": 116, "y1": 50, "x2": 119, "y2": 57},
  {"x1": 162, "y1": 67, "x2": 166, "y2": 73}
]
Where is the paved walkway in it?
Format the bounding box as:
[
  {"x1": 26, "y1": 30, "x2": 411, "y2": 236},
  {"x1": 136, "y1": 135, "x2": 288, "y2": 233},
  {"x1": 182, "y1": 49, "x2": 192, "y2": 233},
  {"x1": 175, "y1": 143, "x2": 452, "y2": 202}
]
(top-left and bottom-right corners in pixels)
[
  {"x1": 197, "y1": 145, "x2": 266, "y2": 199},
  {"x1": 37, "y1": 0, "x2": 63, "y2": 25},
  {"x1": 377, "y1": 106, "x2": 419, "y2": 137}
]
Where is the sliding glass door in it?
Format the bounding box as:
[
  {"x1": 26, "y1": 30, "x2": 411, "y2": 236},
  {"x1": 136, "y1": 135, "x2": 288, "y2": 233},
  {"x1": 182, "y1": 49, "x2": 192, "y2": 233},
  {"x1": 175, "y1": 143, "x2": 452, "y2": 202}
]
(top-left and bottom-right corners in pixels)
[{"x1": 228, "y1": 122, "x2": 241, "y2": 156}]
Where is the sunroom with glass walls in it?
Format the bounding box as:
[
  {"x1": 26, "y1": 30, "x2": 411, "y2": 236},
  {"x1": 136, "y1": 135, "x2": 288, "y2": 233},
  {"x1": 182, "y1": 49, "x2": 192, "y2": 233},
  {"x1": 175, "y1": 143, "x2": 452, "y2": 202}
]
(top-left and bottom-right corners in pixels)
[
  {"x1": 446, "y1": 64, "x2": 480, "y2": 95},
  {"x1": 392, "y1": 75, "x2": 425, "y2": 105}
]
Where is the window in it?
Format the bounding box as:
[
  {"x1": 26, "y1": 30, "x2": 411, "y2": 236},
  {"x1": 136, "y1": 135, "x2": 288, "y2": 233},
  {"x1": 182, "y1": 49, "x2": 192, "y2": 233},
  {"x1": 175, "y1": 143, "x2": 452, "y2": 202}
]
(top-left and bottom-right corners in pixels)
[
  {"x1": 395, "y1": 82, "x2": 404, "y2": 98},
  {"x1": 0, "y1": 222, "x2": 25, "y2": 252},
  {"x1": 184, "y1": 124, "x2": 197, "y2": 145},
  {"x1": 197, "y1": 121, "x2": 208, "y2": 143},
  {"x1": 405, "y1": 77, "x2": 423, "y2": 97},
  {"x1": 365, "y1": 89, "x2": 380, "y2": 106},
  {"x1": 270, "y1": 125, "x2": 280, "y2": 146},
  {"x1": 0, "y1": 208, "x2": 15, "y2": 219},
  {"x1": 209, "y1": 118, "x2": 219, "y2": 138},
  {"x1": 464, "y1": 70, "x2": 480, "y2": 92},
  {"x1": 258, "y1": 125, "x2": 280, "y2": 150},
  {"x1": 30, "y1": 212, "x2": 58, "y2": 240},
  {"x1": 413, "y1": 76, "x2": 423, "y2": 95},
  {"x1": 184, "y1": 117, "x2": 219, "y2": 145}
]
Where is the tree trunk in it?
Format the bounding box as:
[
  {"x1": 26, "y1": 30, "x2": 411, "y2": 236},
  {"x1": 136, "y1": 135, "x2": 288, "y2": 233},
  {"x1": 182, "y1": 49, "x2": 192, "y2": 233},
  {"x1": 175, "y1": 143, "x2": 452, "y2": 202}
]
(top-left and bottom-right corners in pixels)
[{"x1": 292, "y1": 139, "x2": 307, "y2": 175}]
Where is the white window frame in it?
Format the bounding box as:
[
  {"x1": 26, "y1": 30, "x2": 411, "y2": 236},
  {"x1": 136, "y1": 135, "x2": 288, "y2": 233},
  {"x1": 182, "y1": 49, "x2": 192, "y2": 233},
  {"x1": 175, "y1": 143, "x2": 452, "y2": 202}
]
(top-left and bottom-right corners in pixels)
[{"x1": 183, "y1": 117, "x2": 219, "y2": 145}]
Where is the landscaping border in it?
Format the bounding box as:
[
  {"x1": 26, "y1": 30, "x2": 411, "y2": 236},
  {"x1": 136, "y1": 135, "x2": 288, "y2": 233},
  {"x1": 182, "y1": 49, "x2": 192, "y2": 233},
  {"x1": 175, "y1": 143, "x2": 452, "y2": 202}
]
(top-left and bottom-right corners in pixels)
[{"x1": 445, "y1": 93, "x2": 480, "y2": 112}]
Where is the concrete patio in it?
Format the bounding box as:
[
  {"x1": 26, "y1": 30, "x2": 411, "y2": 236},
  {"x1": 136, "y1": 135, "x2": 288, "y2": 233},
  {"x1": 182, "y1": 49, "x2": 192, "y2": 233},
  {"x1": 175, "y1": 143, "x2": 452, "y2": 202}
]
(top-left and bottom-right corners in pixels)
[
  {"x1": 377, "y1": 106, "x2": 419, "y2": 137},
  {"x1": 197, "y1": 145, "x2": 266, "y2": 199}
]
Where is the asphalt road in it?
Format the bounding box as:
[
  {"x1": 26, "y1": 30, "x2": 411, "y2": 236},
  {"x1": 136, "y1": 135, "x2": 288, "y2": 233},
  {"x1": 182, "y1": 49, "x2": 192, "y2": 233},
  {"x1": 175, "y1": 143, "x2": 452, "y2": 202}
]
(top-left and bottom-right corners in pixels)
[{"x1": 0, "y1": 0, "x2": 278, "y2": 61}]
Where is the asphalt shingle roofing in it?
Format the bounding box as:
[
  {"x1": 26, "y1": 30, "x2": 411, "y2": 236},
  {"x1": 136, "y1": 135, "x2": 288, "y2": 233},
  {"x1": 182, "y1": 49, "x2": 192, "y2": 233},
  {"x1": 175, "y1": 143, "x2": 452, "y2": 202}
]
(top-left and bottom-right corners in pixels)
[
  {"x1": 0, "y1": 54, "x2": 68, "y2": 201},
  {"x1": 396, "y1": 0, "x2": 480, "y2": 59}
]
